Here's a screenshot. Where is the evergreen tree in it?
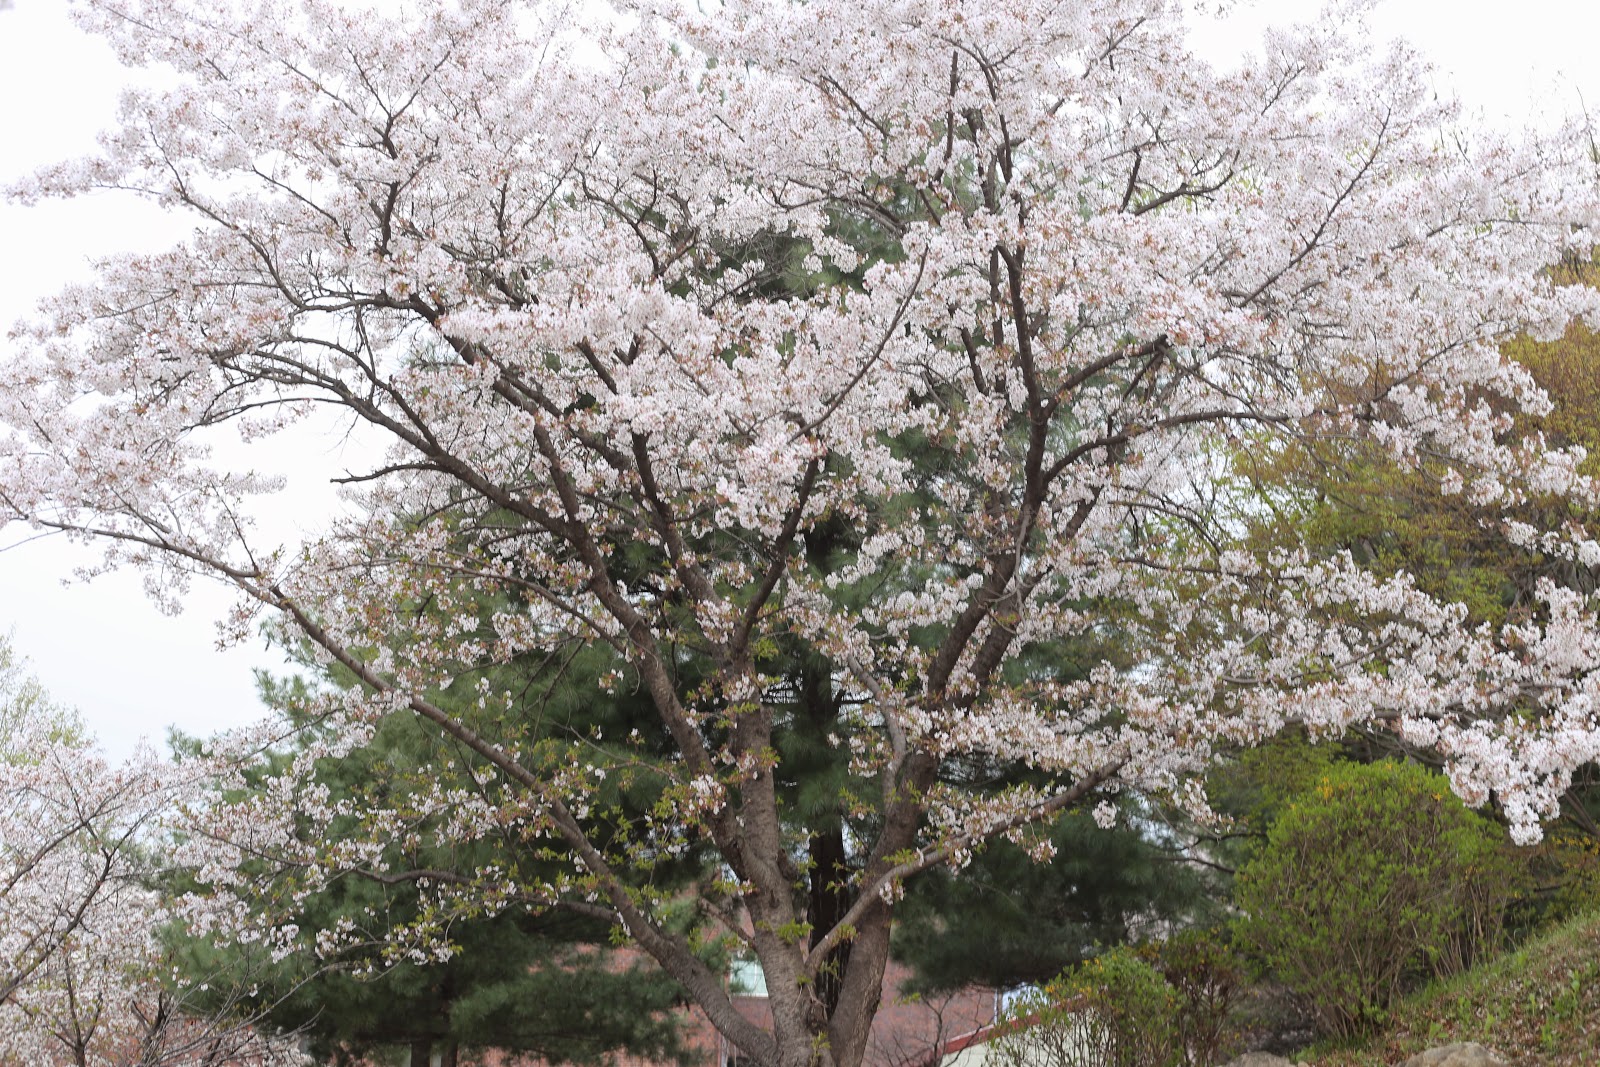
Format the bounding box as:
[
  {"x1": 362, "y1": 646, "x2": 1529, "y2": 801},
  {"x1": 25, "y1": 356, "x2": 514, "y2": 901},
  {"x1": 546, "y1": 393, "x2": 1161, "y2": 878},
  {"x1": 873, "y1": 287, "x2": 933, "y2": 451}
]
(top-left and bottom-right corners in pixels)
[{"x1": 175, "y1": 660, "x2": 693, "y2": 1067}]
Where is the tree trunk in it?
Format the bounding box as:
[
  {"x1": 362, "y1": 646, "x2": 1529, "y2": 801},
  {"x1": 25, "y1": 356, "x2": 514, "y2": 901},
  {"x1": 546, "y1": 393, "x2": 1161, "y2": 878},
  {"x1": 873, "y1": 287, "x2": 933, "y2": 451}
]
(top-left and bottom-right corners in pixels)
[
  {"x1": 808, "y1": 827, "x2": 854, "y2": 1017},
  {"x1": 799, "y1": 651, "x2": 855, "y2": 1022}
]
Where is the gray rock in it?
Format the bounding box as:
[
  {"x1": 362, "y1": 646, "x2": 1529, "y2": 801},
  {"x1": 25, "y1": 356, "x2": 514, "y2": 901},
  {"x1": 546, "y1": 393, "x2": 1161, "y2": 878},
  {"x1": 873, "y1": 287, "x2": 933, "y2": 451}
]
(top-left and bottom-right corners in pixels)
[
  {"x1": 1219, "y1": 1055, "x2": 1292, "y2": 1067},
  {"x1": 1400, "y1": 1043, "x2": 1510, "y2": 1067}
]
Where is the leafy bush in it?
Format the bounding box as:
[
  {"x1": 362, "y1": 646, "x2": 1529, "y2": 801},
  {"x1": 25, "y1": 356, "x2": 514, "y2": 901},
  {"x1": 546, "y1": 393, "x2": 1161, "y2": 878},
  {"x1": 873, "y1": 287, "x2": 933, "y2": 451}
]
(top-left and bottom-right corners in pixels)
[
  {"x1": 1234, "y1": 759, "x2": 1519, "y2": 1038},
  {"x1": 992, "y1": 960, "x2": 1173, "y2": 1067},
  {"x1": 1517, "y1": 823, "x2": 1600, "y2": 930},
  {"x1": 1152, "y1": 930, "x2": 1243, "y2": 1066},
  {"x1": 994, "y1": 939, "x2": 1242, "y2": 1067}
]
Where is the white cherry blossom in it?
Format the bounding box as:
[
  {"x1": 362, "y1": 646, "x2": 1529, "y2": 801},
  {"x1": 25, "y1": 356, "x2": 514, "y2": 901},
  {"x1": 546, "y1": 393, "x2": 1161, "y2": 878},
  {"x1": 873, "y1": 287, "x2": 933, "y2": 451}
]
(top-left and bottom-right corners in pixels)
[{"x1": 5, "y1": 2, "x2": 1600, "y2": 1065}]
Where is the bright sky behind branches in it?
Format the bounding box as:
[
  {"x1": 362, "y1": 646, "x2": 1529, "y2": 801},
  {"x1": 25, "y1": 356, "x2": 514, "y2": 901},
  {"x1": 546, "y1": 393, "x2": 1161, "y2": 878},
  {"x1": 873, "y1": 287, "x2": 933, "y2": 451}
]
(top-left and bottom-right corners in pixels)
[{"x1": 2, "y1": 0, "x2": 1600, "y2": 757}]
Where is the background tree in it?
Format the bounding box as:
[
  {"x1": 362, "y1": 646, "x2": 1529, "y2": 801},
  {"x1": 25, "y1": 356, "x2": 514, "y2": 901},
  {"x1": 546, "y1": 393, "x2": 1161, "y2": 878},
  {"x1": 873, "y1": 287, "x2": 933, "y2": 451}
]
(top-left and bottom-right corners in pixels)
[
  {"x1": 0, "y1": 638, "x2": 299, "y2": 1067},
  {"x1": 6, "y1": 3, "x2": 1600, "y2": 1067},
  {"x1": 176, "y1": 665, "x2": 690, "y2": 1067},
  {"x1": 1204, "y1": 255, "x2": 1600, "y2": 912},
  {"x1": 892, "y1": 805, "x2": 1212, "y2": 993},
  {"x1": 1236, "y1": 256, "x2": 1600, "y2": 636},
  {"x1": 200, "y1": 904, "x2": 684, "y2": 1067}
]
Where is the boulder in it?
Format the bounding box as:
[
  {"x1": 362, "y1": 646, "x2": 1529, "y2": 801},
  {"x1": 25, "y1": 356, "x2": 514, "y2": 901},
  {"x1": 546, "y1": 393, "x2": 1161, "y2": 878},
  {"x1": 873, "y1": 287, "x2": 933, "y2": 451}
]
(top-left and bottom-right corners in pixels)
[
  {"x1": 1220, "y1": 1055, "x2": 1293, "y2": 1067},
  {"x1": 1400, "y1": 1043, "x2": 1510, "y2": 1067}
]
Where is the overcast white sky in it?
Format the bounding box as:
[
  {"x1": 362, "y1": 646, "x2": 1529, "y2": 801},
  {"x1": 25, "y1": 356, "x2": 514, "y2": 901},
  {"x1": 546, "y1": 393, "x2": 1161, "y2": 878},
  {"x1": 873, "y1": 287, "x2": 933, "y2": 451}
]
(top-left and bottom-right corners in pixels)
[{"x1": 3, "y1": 0, "x2": 1600, "y2": 758}]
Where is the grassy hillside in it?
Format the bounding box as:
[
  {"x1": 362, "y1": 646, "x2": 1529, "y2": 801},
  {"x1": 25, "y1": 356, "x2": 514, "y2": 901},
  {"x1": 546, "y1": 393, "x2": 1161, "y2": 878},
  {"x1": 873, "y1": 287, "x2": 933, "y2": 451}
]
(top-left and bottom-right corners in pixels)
[{"x1": 1300, "y1": 908, "x2": 1600, "y2": 1066}]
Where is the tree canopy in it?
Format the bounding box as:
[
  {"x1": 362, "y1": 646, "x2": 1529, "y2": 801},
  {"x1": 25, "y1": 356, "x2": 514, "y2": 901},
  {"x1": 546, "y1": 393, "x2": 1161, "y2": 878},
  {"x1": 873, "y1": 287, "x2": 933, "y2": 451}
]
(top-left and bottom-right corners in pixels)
[{"x1": 5, "y1": 3, "x2": 1600, "y2": 1066}]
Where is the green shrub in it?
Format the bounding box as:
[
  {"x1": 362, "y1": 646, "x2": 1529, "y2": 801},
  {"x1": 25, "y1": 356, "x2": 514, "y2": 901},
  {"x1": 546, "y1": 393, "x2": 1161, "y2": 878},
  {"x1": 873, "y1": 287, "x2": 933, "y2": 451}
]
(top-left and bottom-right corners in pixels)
[
  {"x1": 1152, "y1": 929, "x2": 1243, "y2": 1066},
  {"x1": 994, "y1": 947, "x2": 1182, "y2": 1067},
  {"x1": 1234, "y1": 759, "x2": 1518, "y2": 1039},
  {"x1": 993, "y1": 934, "x2": 1242, "y2": 1067},
  {"x1": 1518, "y1": 824, "x2": 1600, "y2": 930}
]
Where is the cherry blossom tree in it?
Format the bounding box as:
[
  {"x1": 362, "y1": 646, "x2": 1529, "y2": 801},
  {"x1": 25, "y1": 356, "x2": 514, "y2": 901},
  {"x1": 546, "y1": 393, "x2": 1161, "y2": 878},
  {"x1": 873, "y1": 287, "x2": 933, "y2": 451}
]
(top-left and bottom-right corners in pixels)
[
  {"x1": 6, "y1": 1, "x2": 1600, "y2": 1065},
  {"x1": 0, "y1": 641, "x2": 162, "y2": 1063},
  {"x1": 0, "y1": 642, "x2": 302, "y2": 1066}
]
